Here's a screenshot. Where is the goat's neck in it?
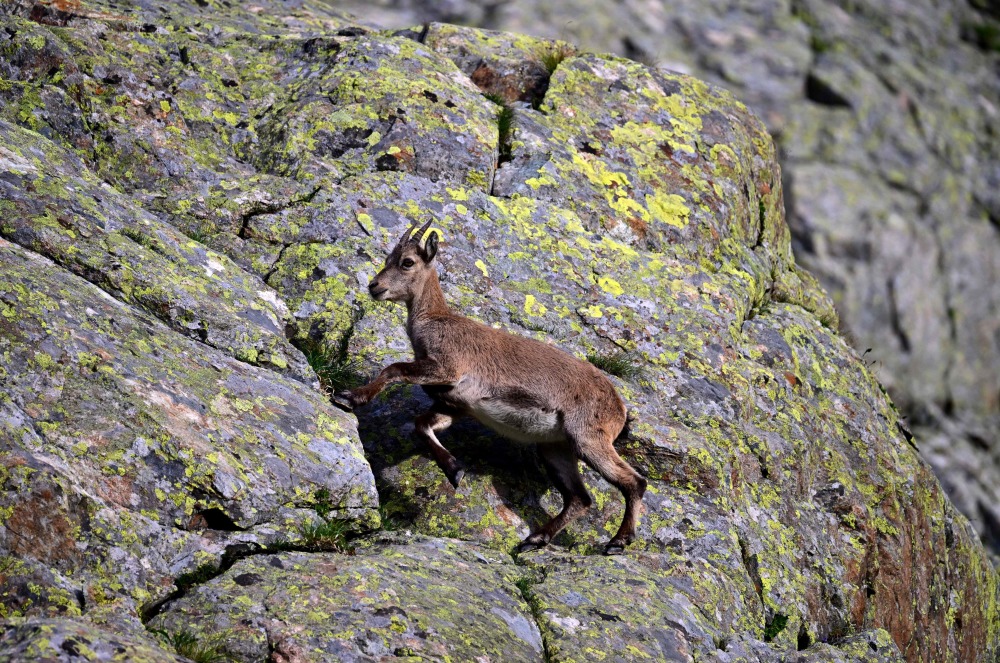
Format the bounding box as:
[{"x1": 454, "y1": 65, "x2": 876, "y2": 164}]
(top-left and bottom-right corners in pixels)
[{"x1": 406, "y1": 270, "x2": 450, "y2": 335}]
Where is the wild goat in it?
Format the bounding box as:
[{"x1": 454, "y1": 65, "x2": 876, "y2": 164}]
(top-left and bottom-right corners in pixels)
[{"x1": 336, "y1": 221, "x2": 647, "y2": 554}]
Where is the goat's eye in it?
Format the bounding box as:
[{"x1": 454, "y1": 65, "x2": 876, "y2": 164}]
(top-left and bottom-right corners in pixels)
[{"x1": 401, "y1": 258, "x2": 415, "y2": 268}]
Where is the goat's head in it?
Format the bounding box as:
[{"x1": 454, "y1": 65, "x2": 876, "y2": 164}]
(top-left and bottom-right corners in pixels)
[{"x1": 368, "y1": 220, "x2": 441, "y2": 302}]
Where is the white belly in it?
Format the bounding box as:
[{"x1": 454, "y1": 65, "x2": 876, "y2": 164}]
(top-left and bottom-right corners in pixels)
[{"x1": 469, "y1": 400, "x2": 565, "y2": 444}]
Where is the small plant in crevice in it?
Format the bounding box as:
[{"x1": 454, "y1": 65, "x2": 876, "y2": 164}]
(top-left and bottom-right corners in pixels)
[
  {"x1": 313, "y1": 487, "x2": 333, "y2": 519},
  {"x1": 585, "y1": 349, "x2": 646, "y2": 382},
  {"x1": 537, "y1": 43, "x2": 574, "y2": 75},
  {"x1": 298, "y1": 518, "x2": 352, "y2": 552},
  {"x1": 150, "y1": 629, "x2": 230, "y2": 663},
  {"x1": 303, "y1": 342, "x2": 366, "y2": 394},
  {"x1": 184, "y1": 223, "x2": 213, "y2": 244},
  {"x1": 377, "y1": 501, "x2": 408, "y2": 532},
  {"x1": 484, "y1": 93, "x2": 515, "y2": 164},
  {"x1": 298, "y1": 307, "x2": 367, "y2": 394},
  {"x1": 514, "y1": 575, "x2": 544, "y2": 616},
  {"x1": 513, "y1": 573, "x2": 554, "y2": 662},
  {"x1": 119, "y1": 225, "x2": 165, "y2": 255},
  {"x1": 763, "y1": 613, "x2": 789, "y2": 642}
]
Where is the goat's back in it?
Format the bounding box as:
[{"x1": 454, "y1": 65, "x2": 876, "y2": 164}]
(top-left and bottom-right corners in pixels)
[{"x1": 415, "y1": 314, "x2": 627, "y2": 438}]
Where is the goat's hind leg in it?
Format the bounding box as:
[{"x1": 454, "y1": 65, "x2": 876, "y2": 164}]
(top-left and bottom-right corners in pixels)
[
  {"x1": 517, "y1": 443, "x2": 592, "y2": 553},
  {"x1": 415, "y1": 405, "x2": 465, "y2": 488},
  {"x1": 570, "y1": 428, "x2": 647, "y2": 555}
]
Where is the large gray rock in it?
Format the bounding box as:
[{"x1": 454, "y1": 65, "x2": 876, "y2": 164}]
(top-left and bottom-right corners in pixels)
[
  {"x1": 0, "y1": 234, "x2": 378, "y2": 629},
  {"x1": 149, "y1": 536, "x2": 544, "y2": 662},
  {"x1": 324, "y1": 0, "x2": 1000, "y2": 560},
  {"x1": 0, "y1": 1, "x2": 996, "y2": 662}
]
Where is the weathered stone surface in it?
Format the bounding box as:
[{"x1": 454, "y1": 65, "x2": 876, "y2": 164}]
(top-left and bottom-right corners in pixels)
[
  {"x1": 521, "y1": 551, "x2": 905, "y2": 662},
  {"x1": 420, "y1": 23, "x2": 572, "y2": 106},
  {"x1": 0, "y1": 120, "x2": 311, "y2": 381},
  {"x1": 328, "y1": 0, "x2": 1000, "y2": 561},
  {"x1": 0, "y1": 236, "x2": 378, "y2": 622},
  {"x1": 0, "y1": 1, "x2": 996, "y2": 662},
  {"x1": 149, "y1": 536, "x2": 543, "y2": 662},
  {"x1": 0, "y1": 618, "x2": 187, "y2": 662}
]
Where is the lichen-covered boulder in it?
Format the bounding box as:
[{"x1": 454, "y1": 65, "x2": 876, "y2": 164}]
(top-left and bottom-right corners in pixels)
[
  {"x1": 0, "y1": 235, "x2": 378, "y2": 627},
  {"x1": 0, "y1": 1, "x2": 997, "y2": 661},
  {"x1": 0, "y1": 120, "x2": 310, "y2": 380},
  {"x1": 0, "y1": 618, "x2": 187, "y2": 662},
  {"x1": 331, "y1": 0, "x2": 1000, "y2": 559},
  {"x1": 149, "y1": 535, "x2": 543, "y2": 662},
  {"x1": 520, "y1": 551, "x2": 905, "y2": 662}
]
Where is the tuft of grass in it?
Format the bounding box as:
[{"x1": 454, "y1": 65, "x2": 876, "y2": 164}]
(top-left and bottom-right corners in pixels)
[
  {"x1": 537, "y1": 43, "x2": 574, "y2": 74},
  {"x1": 586, "y1": 349, "x2": 646, "y2": 382},
  {"x1": 298, "y1": 518, "x2": 351, "y2": 552},
  {"x1": 151, "y1": 629, "x2": 230, "y2": 663},
  {"x1": 763, "y1": 613, "x2": 788, "y2": 642},
  {"x1": 313, "y1": 487, "x2": 333, "y2": 519},
  {"x1": 514, "y1": 576, "x2": 544, "y2": 614},
  {"x1": 299, "y1": 308, "x2": 367, "y2": 395},
  {"x1": 484, "y1": 93, "x2": 515, "y2": 163},
  {"x1": 119, "y1": 225, "x2": 164, "y2": 255},
  {"x1": 184, "y1": 224, "x2": 213, "y2": 244},
  {"x1": 305, "y1": 307, "x2": 367, "y2": 394},
  {"x1": 304, "y1": 342, "x2": 365, "y2": 394}
]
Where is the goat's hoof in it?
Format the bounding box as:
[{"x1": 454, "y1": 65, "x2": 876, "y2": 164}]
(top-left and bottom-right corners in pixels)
[
  {"x1": 331, "y1": 391, "x2": 354, "y2": 412},
  {"x1": 515, "y1": 537, "x2": 548, "y2": 555},
  {"x1": 447, "y1": 468, "x2": 465, "y2": 489},
  {"x1": 603, "y1": 541, "x2": 626, "y2": 556}
]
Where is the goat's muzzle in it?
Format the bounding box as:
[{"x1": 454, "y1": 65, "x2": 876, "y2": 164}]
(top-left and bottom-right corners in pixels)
[{"x1": 368, "y1": 280, "x2": 387, "y2": 299}]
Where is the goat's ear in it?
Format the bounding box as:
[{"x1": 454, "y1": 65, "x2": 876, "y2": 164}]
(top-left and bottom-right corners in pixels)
[{"x1": 421, "y1": 230, "x2": 439, "y2": 263}]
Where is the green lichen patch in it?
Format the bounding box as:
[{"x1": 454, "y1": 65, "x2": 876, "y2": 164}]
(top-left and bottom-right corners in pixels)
[
  {"x1": 492, "y1": 52, "x2": 784, "y2": 264},
  {"x1": 252, "y1": 35, "x2": 499, "y2": 187}
]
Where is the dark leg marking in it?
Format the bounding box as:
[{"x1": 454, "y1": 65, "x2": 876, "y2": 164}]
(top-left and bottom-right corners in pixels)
[
  {"x1": 516, "y1": 443, "x2": 593, "y2": 553},
  {"x1": 414, "y1": 405, "x2": 465, "y2": 488}
]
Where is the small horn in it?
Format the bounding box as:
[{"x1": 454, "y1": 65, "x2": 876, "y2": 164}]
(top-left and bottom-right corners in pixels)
[{"x1": 396, "y1": 224, "x2": 417, "y2": 246}]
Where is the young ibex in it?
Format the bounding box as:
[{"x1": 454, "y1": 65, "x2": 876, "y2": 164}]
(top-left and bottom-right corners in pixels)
[{"x1": 337, "y1": 221, "x2": 647, "y2": 554}]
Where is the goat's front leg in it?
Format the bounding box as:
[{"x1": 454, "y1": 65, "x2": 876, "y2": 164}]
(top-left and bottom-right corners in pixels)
[{"x1": 334, "y1": 358, "x2": 457, "y2": 409}]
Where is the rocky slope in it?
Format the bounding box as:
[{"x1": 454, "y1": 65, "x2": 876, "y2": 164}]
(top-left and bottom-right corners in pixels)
[
  {"x1": 0, "y1": 1, "x2": 997, "y2": 661},
  {"x1": 326, "y1": 0, "x2": 1000, "y2": 560}
]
